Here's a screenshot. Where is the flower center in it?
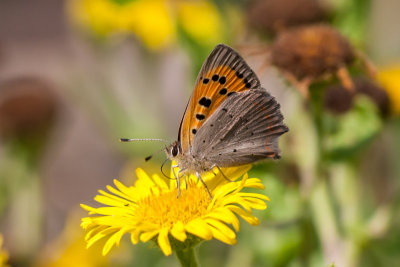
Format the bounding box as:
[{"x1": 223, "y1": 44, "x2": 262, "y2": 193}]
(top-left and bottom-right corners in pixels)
[{"x1": 135, "y1": 181, "x2": 211, "y2": 228}]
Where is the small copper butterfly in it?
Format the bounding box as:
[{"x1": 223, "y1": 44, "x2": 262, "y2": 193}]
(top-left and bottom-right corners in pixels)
[{"x1": 164, "y1": 44, "x2": 289, "y2": 196}]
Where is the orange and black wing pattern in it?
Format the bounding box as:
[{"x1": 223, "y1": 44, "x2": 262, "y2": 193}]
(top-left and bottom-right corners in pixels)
[{"x1": 178, "y1": 44, "x2": 261, "y2": 153}]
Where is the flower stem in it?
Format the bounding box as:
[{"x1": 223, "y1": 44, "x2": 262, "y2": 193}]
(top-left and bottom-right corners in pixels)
[{"x1": 175, "y1": 247, "x2": 199, "y2": 267}]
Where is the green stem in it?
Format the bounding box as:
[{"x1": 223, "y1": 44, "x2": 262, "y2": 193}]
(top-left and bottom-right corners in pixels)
[
  {"x1": 308, "y1": 83, "x2": 346, "y2": 264},
  {"x1": 175, "y1": 247, "x2": 199, "y2": 267}
]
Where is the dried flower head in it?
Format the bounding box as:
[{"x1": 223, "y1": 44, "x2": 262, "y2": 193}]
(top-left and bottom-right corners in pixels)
[
  {"x1": 324, "y1": 84, "x2": 353, "y2": 114},
  {"x1": 0, "y1": 77, "x2": 58, "y2": 140},
  {"x1": 324, "y1": 78, "x2": 389, "y2": 115},
  {"x1": 268, "y1": 24, "x2": 374, "y2": 97},
  {"x1": 247, "y1": 0, "x2": 327, "y2": 35},
  {"x1": 271, "y1": 25, "x2": 354, "y2": 79}
]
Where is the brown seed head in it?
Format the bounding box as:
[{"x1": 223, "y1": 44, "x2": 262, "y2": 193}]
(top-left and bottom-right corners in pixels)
[
  {"x1": 355, "y1": 78, "x2": 390, "y2": 116},
  {"x1": 324, "y1": 78, "x2": 390, "y2": 115},
  {"x1": 0, "y1": 77, "x2": 58, "y2": 140},
  {"x1": 247, "y1": 0, "x2": 327, "y2": 35},
  {"x1": 324, "y1": 84, "x2": 354, "y2": 114},
  {"x1": 271, "y1": 25, "x2": 355, "y2": 80}
]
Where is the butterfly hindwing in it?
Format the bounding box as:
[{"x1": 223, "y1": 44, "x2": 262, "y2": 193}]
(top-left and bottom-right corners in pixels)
[
  {"x1": 191, "y1": 89, "x2": 288, "y2": 167},
  {"x1": 179, "y1": 44, "x2": 261, "y2": 153}
]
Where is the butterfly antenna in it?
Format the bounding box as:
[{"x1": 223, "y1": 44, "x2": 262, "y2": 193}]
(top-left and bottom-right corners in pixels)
[
  {"x1": 120, "y1": 138, "x2": 169, "y2": 142},
  {"x1": 119, "y1": 138, "x2": 170, "y2": 161},
  {"x1": 144, "y1": 147, "x2": 166, "y2": 162}
]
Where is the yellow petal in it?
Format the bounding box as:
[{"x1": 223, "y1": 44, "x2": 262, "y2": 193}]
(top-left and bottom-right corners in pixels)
[
  {"x1": 228, "y1": 205, "x2": 260, "y2": 225},
  {"x1": 94, "y1": 195, "x2": 128, "y2": 208},
  {"x1": 207, "y1": 208, "x2": 240, "y2": 232},
  {"x1": 84, "y1": 225, "x2": 107, "y2": 241},
  {"x1": 90, "y1": 206, "x2": 132, "y2": 216},
  {"x1": 102, "y1": 228, "x2": 126, "y2": 255},
  {"x1": 208, "y1": 224, "x2": 236, "y2": 245},
  {"x1": 158, "y1": 228, "x2": 172, "y2": 256},
  {"x1": 239, "y1": 192, "x2": 270, "y2": 201},
  {"x1": 243, "y1": 178, "x2": 265, "y2": 189},
  {"x1": 171, "y1": 221, "x2": 187, "y2": 242},
  {"x1": 140, "y1": 230, "x2": 159, "y2": 242},
  {"x1": 114, "y1": 178, "x2": 142, "y2": 198},
  {"x1": 152, "y1": 174, "x2": 169, "y2": 189},
  {"x1": 131, "y1": 230, "x2": 140, "y2": 244},
  {"x1": 106, "y1": 185, "x2": 138, "y2": 202},
  {"x1": 222, "y1": 196, "x2": 252, "y2": 212},
  {"x1": 92, "y1": 215, "x2": 132, "y2": 227},
  {"x1": 212, "y1": 181, "x2": 241, "y2": 200},
  {"x1": 185, "y1": 219, "x2": 213, "y2": 240},
  {"x1": 205, "y1": 218, "x2": 236, "y2": 240},
  {"x1": 233, "y1": 173, "x2": 248, "y2": 194},
  {"x1": 80, "y1": 204, "x2": 96, "y2": 212},
  {"x1": 86, "y1": 227, "x2": 117, "y2": 249},
  {"x1": 133, "y1": 169, "x2": 156, "y2": 191}
]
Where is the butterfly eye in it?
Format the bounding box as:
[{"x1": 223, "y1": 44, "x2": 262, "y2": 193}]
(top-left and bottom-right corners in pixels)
[{"x1": 171, "y1": 145, "x2": 178, "y2": 157}]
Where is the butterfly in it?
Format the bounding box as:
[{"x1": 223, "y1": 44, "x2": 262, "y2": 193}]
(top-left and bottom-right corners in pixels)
[{"x1": 165, "y1": 44, "x2": 289, "y2": 197}]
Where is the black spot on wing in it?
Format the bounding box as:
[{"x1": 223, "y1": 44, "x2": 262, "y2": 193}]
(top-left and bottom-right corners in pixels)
[
  {"x1": 219, "y1": 88, "x2": 227, "y2": 95},
  {"x1": 199, "y1": 97, "x2": 212, "y2": 108},
  {"x1": 196, "y1": 114, "x2": 205, "y2": 120}
]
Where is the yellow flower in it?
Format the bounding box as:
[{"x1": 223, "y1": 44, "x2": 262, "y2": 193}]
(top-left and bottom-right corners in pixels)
[
  {"x1": 0, "y1": 235, "x2": 9, "y2": 267},
  {"x1": 128, "y1": 0, "x2": 176, "y2": 50},
  {"x1": 68, "y1": 0, "x2": 175, "y2": 51},
  {"x1": 377, "y1": 65, "x2": 400, "y2": 115},
  {"x1": 81, "y1": 165, "x2": 269, "y2": 256},
  {"x1": 68, "y1": 0, "x2": 226, "y2": 51},
  {"x1": 177, "y1": 1, "x2": 223, "y2": 46}
]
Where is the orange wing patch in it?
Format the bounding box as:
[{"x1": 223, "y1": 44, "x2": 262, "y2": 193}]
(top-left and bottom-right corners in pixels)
[
  {"x1": 178, "y1": 44, "x2": 261, "y2": 153},
  {"x1": 181, "y1": 66, "x2": 253, "y2": 152}
]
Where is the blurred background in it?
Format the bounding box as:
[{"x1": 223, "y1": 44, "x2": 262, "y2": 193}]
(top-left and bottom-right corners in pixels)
[{"x1": 0, "y1": 0, "x2": 399, "y2": 266}]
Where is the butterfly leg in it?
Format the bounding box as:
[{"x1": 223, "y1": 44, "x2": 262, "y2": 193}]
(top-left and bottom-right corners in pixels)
[
  {"x1": 172, "y1": 167, "x2": 181, "y2": 198},
  {"x1": 177, "y1": 168, "x2": 188, "y2": 189},
  {"x1": 214, "y1": 165, "x2": 234, "y2": 183},
  {"x1": 183, "y1": 173, "x2": 188, "y2": 189},
  {"x1": 195, "y1": 172, "x2": 212, "y2": 199}
]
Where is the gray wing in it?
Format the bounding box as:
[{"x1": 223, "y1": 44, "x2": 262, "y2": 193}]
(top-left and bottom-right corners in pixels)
[{"x1": 191, "y1": 89, "x2": 288, "y2": 167}]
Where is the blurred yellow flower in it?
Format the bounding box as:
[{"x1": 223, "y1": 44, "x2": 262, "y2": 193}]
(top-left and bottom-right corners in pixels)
[
  {"x1": 68, "y1": 0, "x2": 176, "y2": 50},
  {"x1": 81, "y1": 165, "x2": 269, "y2": 256},
  {"x1": 0, "y1": 235, "x2": 9, "y2": 267},
  {"x1": 34, "y1": 213, "x2": 112, "y2": 267},
  {"x1": 377, "y1": 65, "x2": 400, "y2": 115},
  {"x1": 128, "y1": 0, "x2": 175, "y2": 50},
  {"x1": 68, "y1": 0, "x2": 225, "y2": 51},
  {"x1": 177, "y1": 1, "x2": 223, "y2": 46}
]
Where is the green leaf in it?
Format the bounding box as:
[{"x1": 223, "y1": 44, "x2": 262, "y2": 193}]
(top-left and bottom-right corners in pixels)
[{"x1": 324, "y1": 95, "x2": 382, "y2": 160}]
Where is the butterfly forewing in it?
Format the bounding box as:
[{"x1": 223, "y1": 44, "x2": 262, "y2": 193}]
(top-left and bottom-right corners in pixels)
[
  {"x1": 192, "y1": 89, "x2": 288, "y2": 167},
  {"x1": 179, "y1": 44, "x2": 261, "y2": 153}
]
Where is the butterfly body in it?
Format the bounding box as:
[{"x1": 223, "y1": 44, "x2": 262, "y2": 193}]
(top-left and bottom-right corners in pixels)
[
  {"x1": 166, "y1": 44, "x2": 288, "y2": 192},
  {"x1": 166, "y1": 142, "x2": 215, "y2": 174}
]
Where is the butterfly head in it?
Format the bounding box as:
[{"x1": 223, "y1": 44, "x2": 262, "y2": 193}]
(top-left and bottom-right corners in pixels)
[{"x1": 165, "y1": 141, "x2": 182, "y2": 160}]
